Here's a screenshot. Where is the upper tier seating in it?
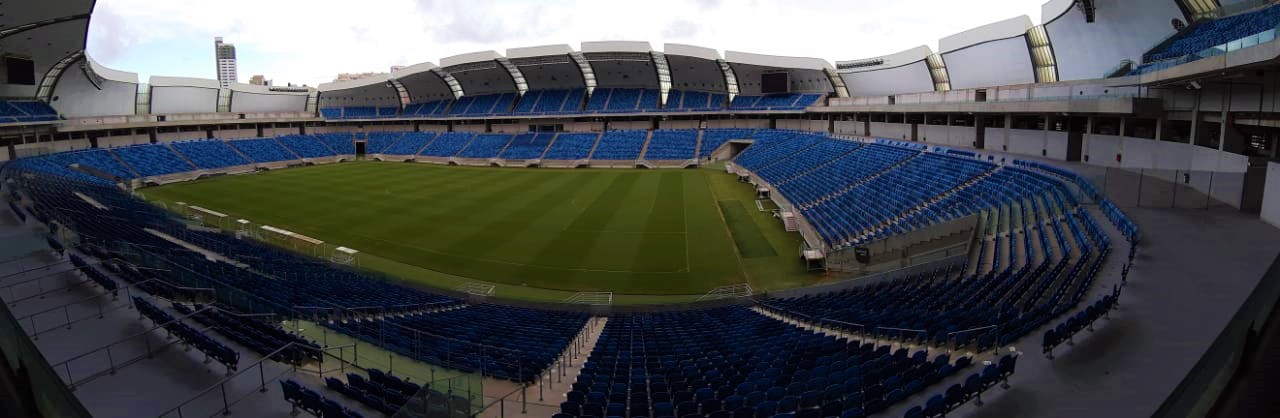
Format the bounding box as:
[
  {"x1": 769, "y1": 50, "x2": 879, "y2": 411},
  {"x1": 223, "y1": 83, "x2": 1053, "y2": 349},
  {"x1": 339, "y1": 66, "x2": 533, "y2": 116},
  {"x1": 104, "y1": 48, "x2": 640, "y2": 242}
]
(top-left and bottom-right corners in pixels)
[
  {"x1": 48, "y1": 149, "x2": 138, "y2": 180},
  {"x1": 229, "y1": 138, "x2": 299, "y2": 163},
  {"x1": 457, "y1": 133, "x2": 515, "y2": 159},
  {"x1": 730, "y1": 93, "x2": 824, "y2": 111},
  {"x1": 110, "y1": 144, "x2": 196, "y2": 177},
  {"x1": 320, "y1": 106, "x2": 402, "y2": 120},
  {"x1": 586, "y1": 88, "x2": 662, "y2": 113},
  {"x1": 402, "y1": 99, "x2": 452, "y2": 116},
  {"x1": 171, "y1": 140, "x2": 252, "y2": 169},
  {"x1": 277, "y1": 135, "x2": 338, "y2": 158},
  {"x1": 331, "y1": 304, "x2": 589, "y2": 382},
  {"x1": 449, "y1": 93, "x2": 517, "y2": 116},
  {"x1": 419, "y1": 132, "x2": 476, "y2": 157},
  {"x1": 642, "y1": 129, "x2": 699, "y2": 160},
  {"x1": 382, "y1": 132, "x2": 437, "y2": 155},
  {"x1": 590, "y1": 130, "x2": 648, "y2": 160},
  {"x1": 666, "y1": 90, "x2": 727, "y2": 111},
  {"x1": 1148, "y1": 4, "x2": 1280, "y2": 62},
  {"x1": 0, "y1": 100, "x2": 59, "y2": 123},
  {"x1": 512, "y1": 89, "x2": 586, "y2": 114},
  {"x1": 500, "y1": 133, "x2": 556, "y2": 160},
  {"x1": 570, "y1": 306, "x2": 971, "y2": 418},
  {"x1": 315, "y1": 132, "x2": 357, "y2": 154},
  {"x1": 542, "y1": 133, "x2": 600, "y2": 161},
  {"x1": 365, "y1": 132, "x2": 405, "y2": 154}
]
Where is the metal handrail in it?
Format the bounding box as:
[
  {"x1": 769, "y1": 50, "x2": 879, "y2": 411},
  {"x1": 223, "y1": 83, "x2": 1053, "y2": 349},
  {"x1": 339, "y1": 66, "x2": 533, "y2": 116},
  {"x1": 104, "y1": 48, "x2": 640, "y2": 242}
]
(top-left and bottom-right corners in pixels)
[
  {"x1": 153, "y1": 341, "x2": 314, "y2": 417},
  {"x1": 52, "y1": 305, "x2": 219, "y2": 389}
]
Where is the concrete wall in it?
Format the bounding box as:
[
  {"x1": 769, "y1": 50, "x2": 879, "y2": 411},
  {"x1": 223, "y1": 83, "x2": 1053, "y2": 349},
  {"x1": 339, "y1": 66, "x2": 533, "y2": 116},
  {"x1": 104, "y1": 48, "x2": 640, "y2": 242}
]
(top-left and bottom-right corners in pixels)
[
  {"x1": 230, "y1": 91, "x2": 308, "y2": 113},
  {"x1": 776, "y1": 120, "x2": 828, "y2": 132},
  {"x1": 706, "y1": 119, "x2": 770, "y2": 129},
  {"x1": 1263, "y1": 161, "x2": 1280, "y2": 228},
  {"x1": 869, "y1": 122, "x2": 911, "y2": 141},
  {"x1": 156, "y1": 130, "x2": 210, "y2": 142}
]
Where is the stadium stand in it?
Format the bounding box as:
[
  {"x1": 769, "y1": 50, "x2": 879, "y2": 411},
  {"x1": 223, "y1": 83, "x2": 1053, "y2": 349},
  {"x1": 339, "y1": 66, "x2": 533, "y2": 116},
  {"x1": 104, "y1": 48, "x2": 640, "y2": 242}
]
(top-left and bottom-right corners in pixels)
[
  {"x1": 109, "y1": 144, "x2": 197, "y2": 177},
  {"x1": 135, "y1": 297, "x2": 240, "y2": 370},
  {"x1": 513, "y1": 89, "x2": 586, "y2": 114},
  {"x1": 500, "y1": 132, "x2": 556, "y2": 160},
  {"x1": 403, "y1": 99, "x2": 453, "y2": 116},
  {"x1": 589, "y1": 130, "x2": 648, "y2": 160},
  {"x1": 365, "y1": 131, "x2": 405, "y2": 154},
  {"x1": 641, "y1": 129, "x2": 699, "y2": 160},
  {"x1": 277, "y1": 135, "x2": 338, "y2": 158},
  {"x1": 171, "y1": 139, "x2": 253, "y2": 169},
  {"x1": 174, "y1": 303, "x2": 322, "y2": 366},
  {"x1": 570, "y1": 306, "x2": 971, "y2": 418},
  {"x1": 542, "y1": 132, "x2": 600, "y2": 161},
  {"x1": 332, "y1": 303, "x2": 589, "y2": 382},
  {"x1": 586, "y1": 88, "x2": 662, "y2": 113},
  {"x1": 666, "y1": 90, "x2": 727, "y2": 111},
  {"x1": 228, "y1": 138, "x2": 301, "y2": 163},
  {"x1": 449, "y1": 93, "x2": 518, "y2": 116},
  {"x1": 698, "y1": 128, "x2": 757, "y2": 159},
  {"x1": 315, "y1": 132, "x2": 357, "y2": 154},
  {"x1": 0, "y1": 100, "x2": 59, "y2": 122},
  {"x1": 419, "y1": 132, "x2": 476, "y2": 157},
  {"x1": 457, "y1": 133, "x2": 516, "y2": 159},
  {"x1": 381, "y1": 132, "x2": 438, "y2": 156}
]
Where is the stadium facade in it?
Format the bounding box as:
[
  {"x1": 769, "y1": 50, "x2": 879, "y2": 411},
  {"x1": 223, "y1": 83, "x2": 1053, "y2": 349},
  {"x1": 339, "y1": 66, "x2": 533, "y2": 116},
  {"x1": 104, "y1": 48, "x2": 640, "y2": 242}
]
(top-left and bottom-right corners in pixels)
[{"x1": 2, "y1": 1, "x2": 1280, "y2": 418}]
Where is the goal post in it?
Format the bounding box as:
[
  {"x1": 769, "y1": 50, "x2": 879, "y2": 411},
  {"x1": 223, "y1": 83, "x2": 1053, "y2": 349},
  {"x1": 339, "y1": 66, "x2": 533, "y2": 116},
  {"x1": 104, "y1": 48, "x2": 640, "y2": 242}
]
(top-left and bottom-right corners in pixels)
[
  {"x1": 259, "y1": 225, "x2": 324, "y2": 256},
  {"x1": 330, "y1": 246, "x2": 359, "y2": 266}
]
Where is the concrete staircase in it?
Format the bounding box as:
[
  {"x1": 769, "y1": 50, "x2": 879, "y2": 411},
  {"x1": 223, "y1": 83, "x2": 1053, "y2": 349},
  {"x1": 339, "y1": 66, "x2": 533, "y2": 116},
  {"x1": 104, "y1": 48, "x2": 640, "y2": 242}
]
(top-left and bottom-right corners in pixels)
[{"x1": 637, "y1": 130, "x2": 655, "y2": 160}]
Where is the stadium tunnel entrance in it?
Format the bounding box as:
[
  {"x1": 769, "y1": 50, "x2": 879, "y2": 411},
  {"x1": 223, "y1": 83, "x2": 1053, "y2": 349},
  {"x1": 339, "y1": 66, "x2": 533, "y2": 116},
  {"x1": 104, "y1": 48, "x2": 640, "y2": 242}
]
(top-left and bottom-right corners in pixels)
[{"x1": 355, "y1": 141, "x2": 366, "y2": 158}]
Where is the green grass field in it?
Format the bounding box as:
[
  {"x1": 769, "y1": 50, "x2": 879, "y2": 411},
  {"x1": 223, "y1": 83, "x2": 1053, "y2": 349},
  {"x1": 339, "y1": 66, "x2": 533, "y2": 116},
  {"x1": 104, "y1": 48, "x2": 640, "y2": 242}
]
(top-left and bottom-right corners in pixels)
[{"x1": 141, "y1": 161, "x2": 821, "y2": 303}]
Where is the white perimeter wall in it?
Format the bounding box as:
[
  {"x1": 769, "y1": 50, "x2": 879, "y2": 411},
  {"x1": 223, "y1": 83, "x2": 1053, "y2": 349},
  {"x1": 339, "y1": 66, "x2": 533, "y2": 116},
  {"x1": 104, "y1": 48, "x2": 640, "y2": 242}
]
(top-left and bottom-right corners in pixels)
[
  {"x1": 942, "y1": 38, "x2": 1036, "y2": 89},
  {"x1": 1263, "y1": 162, "x2": 1280, "y2": 228},
  {"x1": 50, "y1": 68, "x2": 137, "y2": 118},
  {"x1": 157, "y1": 131, "x2": 209, "y2": 142},
  {"x1": 869, "y1": 122, "x2": 911, "y2": 141},
  {"x1": 151, "y1": 86, "x2": 218, "y2": 114},
  {"x1": 230, "y1": 92, "x2": 308, "y2": 113},
  {"x1": 841, "y1": 61, "x2": 935, "y2": 97}
]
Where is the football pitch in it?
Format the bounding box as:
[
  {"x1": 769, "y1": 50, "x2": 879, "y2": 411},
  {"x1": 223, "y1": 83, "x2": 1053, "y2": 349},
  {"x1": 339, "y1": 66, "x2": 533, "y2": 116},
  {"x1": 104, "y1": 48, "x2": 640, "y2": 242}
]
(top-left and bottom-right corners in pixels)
[{"x1": 141, "y1": 161, "x2": 819, "y2": 303}]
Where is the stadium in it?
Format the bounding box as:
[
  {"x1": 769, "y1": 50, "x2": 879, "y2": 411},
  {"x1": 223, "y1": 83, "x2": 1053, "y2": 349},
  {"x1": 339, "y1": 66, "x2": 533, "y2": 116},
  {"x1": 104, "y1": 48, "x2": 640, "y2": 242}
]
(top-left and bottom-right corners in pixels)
[{"x1": 1, "y1": 0, "x2": 1280, "y2": 417}]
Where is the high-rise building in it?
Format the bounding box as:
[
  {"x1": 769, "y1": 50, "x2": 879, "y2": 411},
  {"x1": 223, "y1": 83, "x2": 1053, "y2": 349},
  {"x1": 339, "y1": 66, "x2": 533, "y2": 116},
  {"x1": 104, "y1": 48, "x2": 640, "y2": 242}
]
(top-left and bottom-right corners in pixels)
[
  {"x1": 214, "y1": 37, "x2": 238, "y2": 88},
  {"x1": 249, "y1": 75, "x2": 269, "y2": 86}
]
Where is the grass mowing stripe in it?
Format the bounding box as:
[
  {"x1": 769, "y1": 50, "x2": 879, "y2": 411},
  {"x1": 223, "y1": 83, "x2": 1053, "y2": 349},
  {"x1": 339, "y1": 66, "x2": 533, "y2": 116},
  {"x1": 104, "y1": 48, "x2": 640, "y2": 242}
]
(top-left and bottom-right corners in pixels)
[
  {"x1": 718, "y1": 199, "x2": 778, "y2": 258},
  {"x1": 630, "y1": 172, "x2": 688, "y2": 277}
]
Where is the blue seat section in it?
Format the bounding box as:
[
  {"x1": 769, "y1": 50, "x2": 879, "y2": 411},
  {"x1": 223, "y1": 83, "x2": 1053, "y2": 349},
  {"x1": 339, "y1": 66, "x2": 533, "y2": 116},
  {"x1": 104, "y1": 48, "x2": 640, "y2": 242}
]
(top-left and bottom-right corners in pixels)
[
  {"x1": 278, "y1": 135, "x2": 338, "y2": 158},
  {"x1": 512, "y1": 89, "x2": 586, "y2": 115},
  {"x1": 229, "y1": 138, "x2": 299, "y2": 162},
  {"x1": 377, "y1": 107, "x2": 399, "y2": 118},
  {"x1": 282, "y1": 379, "x2": 367, "y2": 418},
  {"x1": 755, "y1": 139, "x2": 863, "y2": 184},
  {"x1": 1013, "y1": 160, "x2": 1140, "y2": 243},
  {"x1": 325, "y1": 369, "x2": 425, "y2": 416},
  {"x1": 733, "y1": 131, "x2": 826, "y2": 171},
  {"x1": 449, "y1": 93, "x2": 517, "y2": 116},
  {"x1": 39, "y1": 149, "x2": 137, "y2": 181},
  {"x1": 586, "y1": 88, "x2": 662, "y2": 113},
  {"x1": 542, "y1": 133, "x2": 600, "y2": 160},
  {"x1": 366, "y1": 132, "x2": 405, "y2": 154},
  {"x1": 698, "y1": 129, "x2": 757, "y2": 158},
  {"x1": 570, "y1": 306, "x2": 971, "y2": 418},
  {"x1": 500, "y1": 133, "x2": 555, "y2": 159},
  {"x1": 320, "y1": 108, "x2": 343, "y2": 119},
  {"x1": 457, "y1": 133, "x2": 515, "y2": 158},
  {"x1": 419, "y1": 132, "x2": 476, "y2": 157},
  {"x1": 383, "y1": 132, "x2": 438, "y2": 155},
  {"x1": 590, "y1": 130, "x2": 648, "y2": 160},
  {"x1": 774, "y1": 144, "x2": 917, "y2": 207},
  {"x1": 730, "y1": 94, "x2": 824, "y2": 111},
  {"x1": 1148, "y1": 5, "x2": 1280, "y2": 63},
  {"x1": 174, "y1": 303, "x2": 322, "y2": 365},
  {"x1": 343, "y1": 107, "x2": 378, "y2": 119},
  {"x1": 171, "y1": 140, "x2": 252, "y2": 169},
  {"x1": 667, "y1": 90, "x2": 727, "y2": 111},
  {"x1": 0, "y1": 100, "x2": 59, "y2": 123},
  {"x1": 315, "y1": 133, "x2": 357, "y2": 154},
  {"x1": 331, "y1": 304, "x2": 589, "y2": 382},
  {"x1": 767, "y1": 171, "x2": 1114, "y2": 349},
  {"x1": 642, "y1": 130, "x2": 699, "y2": 160},
  {"x1": 403, "y1": 99, "x2": 452, "y2": 116},
  {"x1": 109, "y1": 144, "x2": 195, "y2": 177},
  {"x1": 135, "y1": 297, "x2": 240, "y2": 369},
  {"x1": 562, "y1": 89, "x2": 587, "y2": 113}
]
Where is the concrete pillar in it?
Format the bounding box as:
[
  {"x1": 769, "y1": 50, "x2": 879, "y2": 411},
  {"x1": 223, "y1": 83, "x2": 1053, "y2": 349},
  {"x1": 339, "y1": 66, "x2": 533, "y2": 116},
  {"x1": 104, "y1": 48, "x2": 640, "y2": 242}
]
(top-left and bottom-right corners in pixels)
[
  {"x1": 1189, "y1": 91, "x2": 1201, "y2": 145},
  {"x1": 1154, "y1": 114, "x2": 1165, "y2": 141},
  {"x1": 1084, "y1": 116, "x2": 1094, "y2": 163}
]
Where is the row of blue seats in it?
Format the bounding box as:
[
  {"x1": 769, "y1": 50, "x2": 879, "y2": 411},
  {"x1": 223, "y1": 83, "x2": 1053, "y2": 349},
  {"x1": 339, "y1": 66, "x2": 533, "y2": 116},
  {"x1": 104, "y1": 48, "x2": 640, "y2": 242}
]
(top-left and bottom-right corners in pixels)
[
  {"x1": 321, "y1": 91, "x2": 826, "y2": 120},
  {"x1": 643, "y1": 130, "x2": 699, "y2": 160},
  {"x1": 1042, "y1": 292, "x2": 1118, "y2": 359},
  {"x1": 1012, "y1": 160, "x2": 1139, "y2": 243},
  {"x1": 325, "y1": 371, "x2": 411, "y2": 416},
  {"x1": 282, "y1": 379, "x2": 367, "y2": 418},
  {"x1": 174, "y1": 303, "x2": 322, "y2": 366},
  {"x1": 0, "y1": 100, "x2": 59, "y2": 123},
  {"x1": 134, "y1": 297, "x2": 240, "y2": 369},
  {"x1": 900, "y1": 355, "x2": 1017, "y2": 418},
  {"x1": 70, "y1": 254, "x2": 119, "y2": 294},
  {"x1": 457, "y1": 133, "x2": 516, "y2": 158},
  {"x1": 729, "y1": 94, "x2": 824, "y2": 111},
  {"x1": 543, "y1": 133, "x2": 601, "y2": 160},
  {"x1": 667, "y1": 90, "x2": 728, "y2": 110},
  {"x1": 591, "y1": 131, "x2": 649, "y2": 160},
  {"x1": 320, "y1": 107, "x2": 402, "y2": 120},
  {"x1": 500, "y1": 133, "x2": 556, "y2": 160},
  {"x1": 1145, "y1": 4, "x2": 1280, "y2": 62}
]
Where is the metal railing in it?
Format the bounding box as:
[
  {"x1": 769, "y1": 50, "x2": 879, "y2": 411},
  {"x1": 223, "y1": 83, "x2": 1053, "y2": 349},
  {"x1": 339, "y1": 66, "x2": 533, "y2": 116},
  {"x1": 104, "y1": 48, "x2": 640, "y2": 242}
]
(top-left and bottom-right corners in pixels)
[{"x1": 50, "y1": 304, "x2": 219, "y2": 390}]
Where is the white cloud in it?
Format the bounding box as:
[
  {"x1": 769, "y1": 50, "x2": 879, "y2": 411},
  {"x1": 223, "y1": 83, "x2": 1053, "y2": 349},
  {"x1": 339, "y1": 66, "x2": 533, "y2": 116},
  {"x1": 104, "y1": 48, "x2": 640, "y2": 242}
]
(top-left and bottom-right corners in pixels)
[{"x1": 87, "y1": 0, "x2": 1044, "y2": 86}]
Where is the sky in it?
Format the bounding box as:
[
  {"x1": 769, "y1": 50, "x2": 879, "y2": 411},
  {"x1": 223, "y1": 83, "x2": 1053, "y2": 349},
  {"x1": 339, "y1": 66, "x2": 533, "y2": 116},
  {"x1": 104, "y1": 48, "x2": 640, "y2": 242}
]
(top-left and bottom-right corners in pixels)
[{"x1": 86, "y1": 0, "x2": 1045, "y2": 87}]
